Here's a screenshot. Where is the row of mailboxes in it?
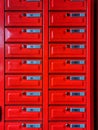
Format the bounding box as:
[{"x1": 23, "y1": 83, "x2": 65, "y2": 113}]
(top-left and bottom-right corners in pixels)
[
  {"x1": 5, "y1": 12, "x2": 86, "y2": 26},
  {"x1": 5, "y1": 0, "x2": 86, "y2": 10},
  {"x1": 5, "y1": 44, "x2": 86, "y2": 58}
]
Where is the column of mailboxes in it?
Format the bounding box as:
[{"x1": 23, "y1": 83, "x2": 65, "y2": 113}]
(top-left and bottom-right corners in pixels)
[
  {"x1": 49, "y1": 0, "x2": 87, "y2": 129},
  {"x1": 5, "y1": 0, "x2": 43, "y2": 129}
]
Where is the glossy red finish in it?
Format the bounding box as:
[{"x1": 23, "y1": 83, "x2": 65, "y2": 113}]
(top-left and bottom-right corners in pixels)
[
  {"x1": 49, "y1": 28, "x2": 86, "y2": 42},
  {"x1": 5, "y1": 90, "x2": 42, "y2": 105},
  {"x1": 49, "y1": 90, "x2": 86, "y2": 105},
  {"x1": 49, "y1": 59, "x2": 86, "y2": 73},
  {"x1": 49, "y1": 122, "x2": 87, "y2": 130},
  {"x1": 49, "y1": 75, "x2": 86, "y2": 89},
  {"x1": 49, "y1": 12, "x2": 86, "y2": 27},
  {"x1": 49, "y1": 106, "x2": 86, "y2": 121},
  {"x1": 49, "y1": 44, "x2": 86, "y2": 58},
  {"x1": 5, "y1": 59, "x2": 42, "y2": 73},
  {"x1": 5, "y1": 122, "x2": 42, "y2": 130},
  {"x1": 5, "y1": 75, "x2": 42, "y2": 89},
  {"x1": 5, "y1": 12, "x2": 42, "y2": 26},
  {"x1": 5, "y1": 0, "x2": 42, "y2": 10},
  {"x1": 49, "y1": 0, "x2": 86, "y2": 10},
  {"x1": 5, "y1": 28, "x2": 42, "y2": 42},
  {"x1": 5, "y1": 106, "x2": 42, "y2": 120},
  {"x1": 5, "y1": 44, "x2": 42, "y2": 58}
]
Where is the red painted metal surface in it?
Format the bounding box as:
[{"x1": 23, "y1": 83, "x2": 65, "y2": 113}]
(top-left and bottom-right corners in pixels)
[
  {"x1": 0, "y1": 0, "x2": 94, "y2": 129},
  {"x1": 5, "y1": 44, "x2": 42, "y2": 58},
  {"x1": 49, "y1": 12, "x2": 86, "y2": 27},
  {"x1": 5, "y1": 0, "x2": 42, "y2": 10},
  {"x1": 49, "y1": 44, "x2": 86, "y2": 58},
  {"x1": 5, "y1": 12, "x2": 42, "y2": 26}
]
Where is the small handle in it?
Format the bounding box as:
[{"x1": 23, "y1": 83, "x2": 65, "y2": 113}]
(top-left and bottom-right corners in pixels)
[
  {"x1": 22, "y1": 123, "x2": 41, "y2": 128},
  {"x1": 70, "y1": 44, "x2": 85, "y2": 49},
  {"x1": 22, "y1": 13, "x2": 41, "y2": 18},
  {"x1": 22, "y1": 76, "x2": 41, "y2": 80},
  {"x1": 22, "y1": 29, "x2": 41, "y2": 33},
  {"x1": 22, "y1": 107, "x2": 41, "y2": 112},
  {"x1": 70, "y1": 92, "x2": 85, "y2": 96},
  {"x1": 26, "y1": 0, "x2": 40, "y2": 2},
  {"x1": 71, "y1": 0, "x2": 84, "y2": 2},
  {"x1": 70, "y1": 124, "x2": 85, "y2": 128},
  {"x1": 22, "y1": 60, "x2": 41, "y2": 64},
  {"x1": 22, "y1": 44, "x2": 41, "y2": 49}
]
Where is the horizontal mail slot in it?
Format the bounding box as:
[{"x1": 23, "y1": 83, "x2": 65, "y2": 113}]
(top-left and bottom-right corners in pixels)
[
  {"x1": 49, "y1": 59, "x2": 86, "y2": 73},
  {"x1": 5, "y1": 12, "x2": 42, "y2": 26},
  {"x1": 49, "y1": 44, "x2": 86, "y2": 58},
  {"x1": 49, "y1": 0, "x2": 86, "y2": 10},
  {"x1": 49, "y1": 106, "x2": 86, "y2": 120},
  {"x1": 5, "y1": 122, "x2": 42, "y2": 130},
  {"x1": 5, "y1": 28, "x2": 42, "y2": 42},
  {"x1": 49, "y1": 12, "x2": 86, "y2": 26},
  {"x1": 5, "y1": 59, "x2": 42, "y2": 73},
  {"x1": 5, "y1": 75, "x2": 42, "y2": 89},
  {"x1": 5, "y1": 44, "x2": 42, "y2": 58},
  {"x1": 5, "y1": 0, "x2": 42, "y2": 10},
  {"x1": 49, "y1": 90, "x2": 86, "y2": 105},
  {"x1": 5, "y1": 106, "x2": 42, "y2": 120},
  {"x1": 49, "y1": 28, "x2": 86, "y2": 42},
  {"x1": 49, "y1": 122, "x2": 86, "y2": 130},
  {"x1": 49, "y1": 75, "x2": 86, "y2": 89},
  {"x1": 5, "y1": 90, "x2": 42, "y2": 105}
]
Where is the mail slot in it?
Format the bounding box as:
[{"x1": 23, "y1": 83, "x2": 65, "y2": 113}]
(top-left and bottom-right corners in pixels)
[
  {"x1": 49, "y1": 0, "x2": 86, "y2": 10},
  {"x1": 5, "y1": 44, "x2": 42, "y2": 58},
  {"x1": 5, "y1": 0, "x2": 42, "y2": 10},
  {"x1": 49, "y1": 122, "x2": 86, "y2": 130},
  {"x1": 5, "y1": 106, "x2": 42, "y2": 120},
  {"x1": 49, "y1": 75, "x2": 86, "y2": 89},
  {"x1": 5, "y1": 12, "x2": 42, "y2": 26},
  {"x1": 49, "y1": 44, "x2": 86, "y2": 58},
  {"x1": 49, "y1": 12, "x2": 86, "y2": 26},
  {"x1": 5, "y1": 90, "x2": 42, "y2": 105},
  {"x1": 49, "y1": 90, "x2": 86, "y2": 105},
  {"x1": 5, "y1": 75, "x2": 42, "y2": 89},
  {"x1": 5, "y1": 122, "x2": 42, "y2": 130},
  {"x1": 49, "y1": 106, "x2": 86, "y2": 120},
  {"x1": 49, "y1": 28, "x2": 86, "y2": 42},
  {"x1": 5, "y1": 59, "x2": 42, "y2": 73},
  {"x1": 49, "y1": 59, "x2": 86, "y2": 73},
  {"x1": 5, "y1": 28, "x2": 42, "y2": 42}
]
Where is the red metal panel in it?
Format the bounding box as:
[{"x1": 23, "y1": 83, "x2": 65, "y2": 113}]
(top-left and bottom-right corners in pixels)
[
  {"x1": 49, "y1": 44, "x2": 86, "y2": 58},
  {"x1": 5, "y1": 106, "x2": 42, "y2": 120},
  {"x1": 5, "y1": 12, "x2": 42, "y2": 26},
  {"x1": 49, "y1": 28, "x2": 86, "y2": 42},
  {"x1": 49, "y1": 122, "x2": 86, "y2": 130},
  {"x1": 49, "y1": 75, "x2": 86, "y2": 89},
  {"x1": 5, "y1": 59, "x2": 42, "y2": 73},
  {"x1": 5, "y1": 28, "x2": 42, "y2": 42},
  {"x1": 5, "y1": 44, "x2": 42, "y2": 58},
  {"x1": 49, "y1": 12, "x2": 86, "y2": 26},
  {"x1": 5, "y1": 90, "x2": 42, "y2": 105},
  {"x1": 5, "y1": 122, "x2": 42, "y2": 130},
  {"x1": 49, "y1": 90, "x2": 86, "y2": 105},
  {"x1": 49, "y1": 106, "x2": 86, "y2": 121},
  {"x1": 5, "y1": 0, "x2": 42, "y2": 10},
  {"x1": 49, "y1": 59, "x2": 86, "y2": 73},
  {"x1": 49, "y1": 0, "x2": 86, "y2": 10},
  {"x1": 5, "y1": 75, "x2": 42, "y2": 89}
]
